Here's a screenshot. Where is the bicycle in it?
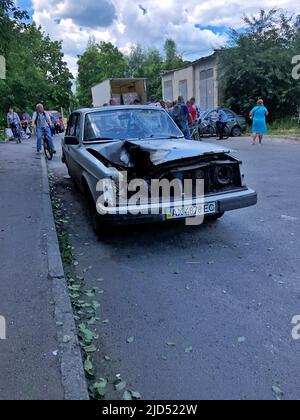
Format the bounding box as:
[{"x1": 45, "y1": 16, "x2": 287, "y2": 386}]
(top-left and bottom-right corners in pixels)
[
  {"x1": 11, "y1": 124, "x2": 21, "y2": 144},
  {"x1": 189, "y1": 122, "x2": 201, "y2": 141},
  {"x1": 42, "y1": 129, "x2": 54, "y2": 160}
]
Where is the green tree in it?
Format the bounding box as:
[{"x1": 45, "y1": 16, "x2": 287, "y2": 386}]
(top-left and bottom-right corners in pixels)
[
  {"x1": 163, "y1": 38, "x2": 185, "y2": 70},
  {"x1": 77, "y1": 42, "x2": 128, "y2": 107},
  {"x1": 219, "y1": 8, "x2": 300, "y2": 120}
]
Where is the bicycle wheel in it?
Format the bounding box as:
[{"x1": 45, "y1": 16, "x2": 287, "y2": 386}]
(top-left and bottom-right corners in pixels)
[
  {"x1": 43, "y1": 137, "x2": 53, "y2": 160},
  {"x1": 191, "y1": 129, "x2": 200, "y2": 141}
]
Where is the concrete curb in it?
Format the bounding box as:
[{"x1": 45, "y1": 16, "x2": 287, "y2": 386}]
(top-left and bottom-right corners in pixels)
[{"x1": 41, "y1": 156, "x2": 89, "y2": 401}]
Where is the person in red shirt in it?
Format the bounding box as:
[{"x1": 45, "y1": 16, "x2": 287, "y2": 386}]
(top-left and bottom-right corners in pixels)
[{"x1": 187, "y1": 101, "x2": 197, "y2": 124}]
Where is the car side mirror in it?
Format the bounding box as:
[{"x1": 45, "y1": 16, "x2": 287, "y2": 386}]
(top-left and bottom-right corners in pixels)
[{"x1": 65, "y1": 136, "x2": 79, "y2": 145}]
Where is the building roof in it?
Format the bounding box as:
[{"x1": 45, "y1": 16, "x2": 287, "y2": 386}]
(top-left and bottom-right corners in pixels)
[{"x1": 161, "y1": 51, "x2": 218, "y2": 77}]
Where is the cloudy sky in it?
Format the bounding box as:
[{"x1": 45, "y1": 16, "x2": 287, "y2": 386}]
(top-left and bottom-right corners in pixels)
[{"x1": 17, "y1": 0, "x2": 300, "y2": 76}]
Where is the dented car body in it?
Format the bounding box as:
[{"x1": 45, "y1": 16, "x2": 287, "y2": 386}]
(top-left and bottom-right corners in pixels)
[{"x1": 62, "y1": 106, "x2": 257, "y2": 231}]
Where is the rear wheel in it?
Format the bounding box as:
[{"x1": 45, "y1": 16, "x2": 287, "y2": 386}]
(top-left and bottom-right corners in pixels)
[{"x1": 231, "y1": 126, "x2": 242, "y2": 137}]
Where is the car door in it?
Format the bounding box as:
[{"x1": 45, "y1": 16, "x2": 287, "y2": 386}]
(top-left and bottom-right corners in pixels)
[{"x1": 64, "y1": 113, "x2": 81, "y2": 182}]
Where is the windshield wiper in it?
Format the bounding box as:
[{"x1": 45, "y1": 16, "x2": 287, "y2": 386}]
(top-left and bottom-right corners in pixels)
[
  {"x1": 84, "y1": 137, "x2": 121, "y2": 141},
  {"x1": 144, "y1": 135, "x2": 183, "y2": 139}
]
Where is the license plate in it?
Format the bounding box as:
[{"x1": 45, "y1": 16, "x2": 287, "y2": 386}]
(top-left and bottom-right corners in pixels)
[{"x1": 166, "y1": 202, "x2": 217, "y2": 220}]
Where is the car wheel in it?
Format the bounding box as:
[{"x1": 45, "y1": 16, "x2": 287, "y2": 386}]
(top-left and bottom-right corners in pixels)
[
  {"x1": 205, "y1": 212, "x2": 225, "y2": 222},
  {"x1": 83, "y1": 184, "x2": 103, "y2": 236},
  {"x1": 231, "y1": 126, "x2": 242, "y2": 137}
]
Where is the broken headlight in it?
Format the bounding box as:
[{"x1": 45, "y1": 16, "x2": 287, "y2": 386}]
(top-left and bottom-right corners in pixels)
[{"x1": 215, "y1": 165, "x2": 234, "y2": 186}]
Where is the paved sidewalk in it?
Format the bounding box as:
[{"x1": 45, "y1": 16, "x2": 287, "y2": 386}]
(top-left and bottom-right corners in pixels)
[{"x1": 0, "y1": 139, "x2": 76, "y2": 400}]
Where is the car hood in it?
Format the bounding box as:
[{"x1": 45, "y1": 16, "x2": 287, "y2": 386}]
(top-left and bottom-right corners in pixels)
[{"x1": 86, "y1": 138, "x2": 230, "y2": 168}]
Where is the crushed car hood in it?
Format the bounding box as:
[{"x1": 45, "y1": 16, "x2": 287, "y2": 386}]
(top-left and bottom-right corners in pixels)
[{"x1": 86, "y1": 139, "x2": 231, "y2": 168}]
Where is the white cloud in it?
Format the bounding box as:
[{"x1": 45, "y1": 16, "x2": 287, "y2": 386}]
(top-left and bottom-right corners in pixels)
[{"x1": 31, "y1": 0, "x2": 300, "y2": 76}]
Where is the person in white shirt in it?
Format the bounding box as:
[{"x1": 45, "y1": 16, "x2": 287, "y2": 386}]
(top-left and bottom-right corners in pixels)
[{"x1": 32, "y1": 104, "x2": 56, "y2": 154}]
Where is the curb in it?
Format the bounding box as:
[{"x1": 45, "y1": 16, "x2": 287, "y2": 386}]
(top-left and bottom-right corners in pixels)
[{"x1": 41, "y1": 156, "x2": 89, "y2": 401}]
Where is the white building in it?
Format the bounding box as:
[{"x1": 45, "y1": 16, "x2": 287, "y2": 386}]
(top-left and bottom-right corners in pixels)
[{"x1": 161, "y1": 52, "x2": 219, "y2": 109}]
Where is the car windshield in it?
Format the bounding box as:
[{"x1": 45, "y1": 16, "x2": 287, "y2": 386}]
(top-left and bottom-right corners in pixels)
[{"x1": 84, "y1": 108, "x2": 183, "y2": 141}]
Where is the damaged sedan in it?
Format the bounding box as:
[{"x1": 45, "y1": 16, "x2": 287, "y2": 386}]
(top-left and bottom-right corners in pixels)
[{"x1": 62, "y1": 106, "x2": 257, "y2": 233}]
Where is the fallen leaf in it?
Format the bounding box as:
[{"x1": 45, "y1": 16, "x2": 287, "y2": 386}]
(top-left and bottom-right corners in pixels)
[
  {"x1": 127, "y1": 336, "x2": 135, "y2": 344},
  {"x1": 63, "y1": 335, "x2": 71, "y2": 343},
  {"x1": 272, "y1": 385, "x2": 284, "y2": 398},
  {"x1": 84, "y1": 344, "x2": 97, "y2": 353},
  {"x1": 123, "y1": 390, "x2": 132, "y2": 401},
  {"x1": 131, "y1": 391, "x2": 142, "y2": 400},
  {"x1": 238, "y1": 336, "x2": 246, "y2": 344},
  {"x1": 84, "y1": 356, "x2": 95, "y2": 377},
  {"x1": 115, "y1": 381, "x2": 127, "y2": 392},
  {"x1": 185, "y1": 346, "x2": 193, "y2": 353}
]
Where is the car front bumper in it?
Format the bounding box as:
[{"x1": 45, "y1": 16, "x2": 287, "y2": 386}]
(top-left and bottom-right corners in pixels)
[{"x1": 96, "y1": 188, "x2": 258, "y2": 226}]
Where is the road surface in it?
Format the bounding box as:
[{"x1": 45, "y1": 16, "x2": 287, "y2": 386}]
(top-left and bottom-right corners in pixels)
[{"x1": 49, "y1": 135, "x2": 300, "y2": 400}]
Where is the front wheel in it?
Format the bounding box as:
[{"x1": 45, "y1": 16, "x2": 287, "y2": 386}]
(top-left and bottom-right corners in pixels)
[{"x1": 43, "y1": 138, "x2": 53, "y2": 161}]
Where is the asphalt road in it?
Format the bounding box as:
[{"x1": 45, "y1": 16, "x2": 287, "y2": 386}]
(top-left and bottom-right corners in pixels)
[{"x1": 49, "y1": 135, "x2": 300, "y2": 400}]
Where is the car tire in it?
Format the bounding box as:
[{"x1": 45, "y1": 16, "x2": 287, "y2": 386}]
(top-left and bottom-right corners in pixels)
[
  {"x1": 231, "y1": 126, "x2": 242, "y2": 137},
  {"x1": 205, "y1": 212, "x2": 225, "y2": 222},
  {"x1": 83, "y1": 184, "x2": 104, "y2": 236}
]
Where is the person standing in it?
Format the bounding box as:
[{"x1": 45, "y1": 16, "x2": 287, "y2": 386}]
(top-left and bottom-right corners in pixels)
[
  {"x1": 7, "y1": 106, "x2": 21, "y2": 142},
  {"x1": 190, "y1": 97, "x2": 201, "y2": 119},
  {"x1": 250, "y1": 99, "x2": 269, "y2": 145},
  {"x1": 187, "y1": 100, "x2": 197, "y2": 124},
  {"x1": 32, "y1": 104, "x2": 56, "y2": 154},
  {"x1": 216, "y1": 106, "x2": 229, "y2": 140},
  {"x1": 172, "y1": 96, "x2": 191, "y2": 139}
]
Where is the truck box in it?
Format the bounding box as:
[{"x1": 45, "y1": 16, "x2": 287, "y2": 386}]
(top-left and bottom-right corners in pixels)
[{"x1": 91, "y1": 78, "x2": 147, "y2": 107}]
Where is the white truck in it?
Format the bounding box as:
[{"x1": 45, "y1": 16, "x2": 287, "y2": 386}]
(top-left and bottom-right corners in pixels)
[{"x1": 91, "y1": 78, "x2": 147, "y2": 107}]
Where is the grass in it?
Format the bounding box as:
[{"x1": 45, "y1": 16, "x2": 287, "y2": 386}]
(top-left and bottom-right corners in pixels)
[{"x1": 245, "y1": 118, "x2": 300, "y2": 138}]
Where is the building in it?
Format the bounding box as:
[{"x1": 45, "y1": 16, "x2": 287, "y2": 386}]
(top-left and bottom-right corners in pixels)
[{"x1": 161, "y1": 52, "x2": 219, "y2": 109}]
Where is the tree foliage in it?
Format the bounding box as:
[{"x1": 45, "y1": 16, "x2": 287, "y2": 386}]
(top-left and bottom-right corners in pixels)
[
  {"x1": 0, "y1": 1, "x2": 73, "y2": 127},
  {"x1": 219, "y1": 8, "x2": 300, "y2": 120}
]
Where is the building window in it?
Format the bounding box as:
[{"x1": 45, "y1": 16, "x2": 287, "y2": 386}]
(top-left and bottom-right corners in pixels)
[
  {"x1": 179, "y1": 80, "x2": 188, "y2": 102},
  {"x1": 200, "y1": 68, "x2": 214, "y2": 80},
  {"x1": 164, "y1": 80, "x2": 174, "y2": 101},
  {"x1": 200, "y1": 68, "x2": 215, "y2": 110}
]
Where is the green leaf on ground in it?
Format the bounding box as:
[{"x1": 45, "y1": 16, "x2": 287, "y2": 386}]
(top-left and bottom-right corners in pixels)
[
  {"x1": 131, "y1": 391, "x2": 142, "y2": 400},
  {"x1": 238, "y1": 337, "x2": 246, "y2": 344},
  {"x1": 85, "y1": 289, "x2": 97, "y2": 297},
  {"x1": 123, "y1": 391, "x2": 132, "y2": 400},
  {"x1": 127, "y1": 336, "x2": 135, "y2": 344},
  {"x1": 84, "y1": 344, "x2": 97, "y2": 353},
  {"x1": 63, "y1": 335, "x2": 71, "y2": 343},
  {"x1": 272, "y1": 385, "x2": 284, "y2": 398},
  {"x1": 185, "y1": 346, "x2": 193, "y2": 353},
  {"x1": 91, "y1": 378, "x2": 107, "y2": 398},
  {"x1": 115, "y1": 381, "x2": 127, "y2": 392},
  {"x1": 84, "y1": 356, "x2": 95, "y2": 377},
  {"x1": 92, "y1": 301, "x2": 101, "y2": 310}
]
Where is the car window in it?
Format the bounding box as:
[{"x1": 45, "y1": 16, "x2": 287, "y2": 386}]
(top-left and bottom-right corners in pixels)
[
  {"x1": 208, "y1": 111, "x2": 219, "y2": 122},
  {"x1": 67, "y1": 114, "x2": 80, "y2": 138},
  {"x1": 226, "y1": 110, "x2": 235, "y2": 119}
]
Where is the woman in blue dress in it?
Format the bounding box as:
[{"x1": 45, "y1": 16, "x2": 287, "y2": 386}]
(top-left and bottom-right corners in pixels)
[{"x1": 250, "y1": 99, "x2": 269, "y2": 145}]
